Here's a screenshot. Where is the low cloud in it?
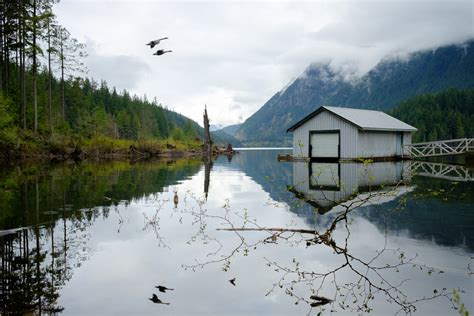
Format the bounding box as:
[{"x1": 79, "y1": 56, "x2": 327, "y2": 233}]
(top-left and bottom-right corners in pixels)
[{"x1": 55, "y1": 0, "x2": 473, "y2": 126}]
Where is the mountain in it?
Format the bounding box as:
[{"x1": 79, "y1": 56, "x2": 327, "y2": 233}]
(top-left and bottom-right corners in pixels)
[
  {"x1": 221, "y1": 123, "x2": 242, "y2": 136},
  {"x1": 211, "y1": 130, "x2": 243, "y2": 147},
  {"x1": 235, "y1": 41, "x2": 474, "y2": 146},
  {"x1": 210, "y1": 124, "x2": 224, "y2": 131}
]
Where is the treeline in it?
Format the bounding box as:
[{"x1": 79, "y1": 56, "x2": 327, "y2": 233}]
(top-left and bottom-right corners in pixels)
[
  {"x1": 0, "y1": 0, "x2": 200, "y2": 149},
  {"x1": 0, "y1": 70, "x2": 200, "y2": 141},
  {"x1": 390, "y1": 88, "x2": 474, "y2": 143}
]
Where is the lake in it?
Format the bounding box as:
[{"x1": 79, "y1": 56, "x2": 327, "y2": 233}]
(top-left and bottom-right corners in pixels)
[{"x1": 0, "y1": 149, "x2": 473, "y2": 315}]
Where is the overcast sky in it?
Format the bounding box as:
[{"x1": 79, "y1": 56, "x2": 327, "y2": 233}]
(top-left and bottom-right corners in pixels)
[{"x1": 54, "y1": 0, "x2": 473, "y2": 127}]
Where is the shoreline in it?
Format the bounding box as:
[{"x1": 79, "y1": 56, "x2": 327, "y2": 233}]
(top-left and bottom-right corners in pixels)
[{"x1": 0, "y1": 142, "x2": 238, "y2": 166}]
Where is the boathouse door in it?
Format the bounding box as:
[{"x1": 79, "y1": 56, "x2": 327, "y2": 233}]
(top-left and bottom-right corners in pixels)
[{"x1": 309, "y1": 131, "x2": 340, "y2": 159}]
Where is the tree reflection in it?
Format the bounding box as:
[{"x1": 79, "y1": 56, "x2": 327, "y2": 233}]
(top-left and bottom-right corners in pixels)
[
  {"x1": 1, "y1": 156, "x2": 470, "y2": 314},
  {"x1": 0, "y1": 210, "x2": 94, "y2": 315},
  {"x1": 0, "y1": 159, "x2": 202, "y2": 315},
  {"x1": 172, "y1": 161, "x2": 462, "y2": 314},
  {"x1": 204, "y1": 157, "x2": 213, "y2": 200},
  {"x1": 143, "y1": 199, "x2": 171, "y2": 249}
]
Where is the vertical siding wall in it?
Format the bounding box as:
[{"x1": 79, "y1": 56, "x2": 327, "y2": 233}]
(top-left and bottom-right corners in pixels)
[
  {"x1": 358, "y1": 131, "x2": 413, "y2": 158},
  {"x1": 358, "y1": 131, "x2": 398, "y2": 158},
  {"x1": 403, "y1": 132, "x2": 412, "y2": 156},
  {"x1": 292, "y1": 110, "x2": 359, "y2": 159},
  {"x1": 403, "y1": 132, "x2": 412, "y2": 146}
]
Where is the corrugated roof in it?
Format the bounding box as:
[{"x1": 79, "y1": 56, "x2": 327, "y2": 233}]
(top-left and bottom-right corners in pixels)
[{"x1": 287, "y1": 106, "x2": 417, "y2": 132}]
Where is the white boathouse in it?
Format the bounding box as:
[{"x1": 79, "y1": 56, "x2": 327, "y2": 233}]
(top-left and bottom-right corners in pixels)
[{"x1": 286, "y1": 106, "x2": 417, "y2": 160}]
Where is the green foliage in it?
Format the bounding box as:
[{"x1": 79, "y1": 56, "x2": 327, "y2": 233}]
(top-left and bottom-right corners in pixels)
[
  {"x1": 390, "y1": 88, "x2": 474, "y2": 142},
  {"x1": 0, "y1": 0, "x2": 205, "y2": 154},
  {"x1": 0, "y1": 94, "x2": 17, "y2": 144},
  {"x1": 0, "y1": 63, "x2": 204, "y2": 150},
  {"x1": 0, "y1": 94, "x2": 13, "y2": 127},
  {"x1": 170, "y1": 127, "x2": 186, "y2": 141},
  {"x1": 453, "y1": 289, "x2": 470, "y2": 316},
  {"x1": 184, "y1": 119, "x2": 198, "y2": 139}
]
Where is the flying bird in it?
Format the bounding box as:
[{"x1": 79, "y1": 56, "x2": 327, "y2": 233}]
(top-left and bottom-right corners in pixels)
[
  {"x1": 153, "y1": 49, "x2": 172, "y2": 56},
  {"x1": 148, "y1": 293, "x2": 170, "y2": 305},
  {"x1": 155, "y1": 285, "x2": 174, "y2": 293},
  {"x1": 229, "y1": 278, "x2": 236, "y2": 286},
  {"x1": 146, "y1": 37, "x2": 168, "y2": 48}
]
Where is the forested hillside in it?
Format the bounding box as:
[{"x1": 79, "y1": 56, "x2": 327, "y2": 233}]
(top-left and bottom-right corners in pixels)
[
  {"x1": 0, "y1": 1, "x2": 240, "y2": 158},
  {"x1": 235, "y1": 41, "x2": 474, "y2": 146},
  {"x1": 0, "y1": 67, "x2": 201, "y2": 141},
  {"x1": 390, "y1": 89, "x2": 473, "y2": 143}
]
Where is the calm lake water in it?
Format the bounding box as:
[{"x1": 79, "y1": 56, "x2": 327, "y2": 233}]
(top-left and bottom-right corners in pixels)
[{"x1": 0, "y1": 149, "x2": 473, "y2": 315}]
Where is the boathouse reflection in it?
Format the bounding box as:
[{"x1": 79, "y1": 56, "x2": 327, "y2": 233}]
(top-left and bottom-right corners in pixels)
[{"x1": 290, "y1": 161, "x2": 411, "y2": 213}]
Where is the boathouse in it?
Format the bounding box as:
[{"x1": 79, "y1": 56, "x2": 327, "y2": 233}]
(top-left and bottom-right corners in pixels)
[{"x1": 286, "y1": 106, "x2": 417, "y2": 160}]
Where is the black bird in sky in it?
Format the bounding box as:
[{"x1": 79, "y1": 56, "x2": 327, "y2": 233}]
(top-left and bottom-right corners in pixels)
[
  {"x1": 153, "y1": 49, "x2": 172, "y2": 56},
  {"x1": 148, "y1": 293, "x2": 170, "y2": 305},
  {"x1": 146, "y1": 37, "x2": 168, "y2": 49},
  {"x1": 155, "y1": 285, "x2": 174, "y2": 293},
  {"x1": 229, "y1": 278, "x2": 236, "y2": 286}
]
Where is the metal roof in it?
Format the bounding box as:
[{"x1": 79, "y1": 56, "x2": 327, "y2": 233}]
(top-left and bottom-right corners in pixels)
[{"x1": 287, "y1": 106, "x2": 417, "y2": 132}]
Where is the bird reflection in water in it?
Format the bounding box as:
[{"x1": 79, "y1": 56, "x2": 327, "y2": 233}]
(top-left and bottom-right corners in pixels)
[
  {"x1": 309, "y1": 295, "x2": 332, "y2": 307},
  {"x1": 173, "y1": 189, "x2": 179, "y2": 209}
]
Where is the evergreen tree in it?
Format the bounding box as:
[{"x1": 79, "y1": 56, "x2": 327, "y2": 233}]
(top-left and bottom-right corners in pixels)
[
  {"x1": 0, "y1": 0, "x2": 207, "y2": 150},
  {"x1": 390, "y1": 88, "x2": 474, "y2": 142}
]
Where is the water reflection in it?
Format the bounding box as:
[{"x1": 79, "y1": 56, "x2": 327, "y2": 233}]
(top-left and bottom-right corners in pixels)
[
  {"x1": 0, "y1": 208, "x2": 94, "y2": 314},
  {"x1": 0, "y1": 159, "x2": 201, "y2": 315},
  {"x1": 234, "y1": 152, "x2": 474, "y2": 251},
  {"x1": 200, "y1": 159, "x2": 449, "y2": 314},
  {"x1": 204, "y1": 157, "x2": 213, "y2": 199},
  {"x1": 208, "y1": 152, "x2": 472, "y2": 314},
  {"x1": 290, "y1": 161, "x2": 411, "y2": 213},
  {"x1": 0, "y1": 152, "x2": 472, "y2": 315},
  {"x1": 358, "y1": 173, "x2": 474, "y2": 251}
]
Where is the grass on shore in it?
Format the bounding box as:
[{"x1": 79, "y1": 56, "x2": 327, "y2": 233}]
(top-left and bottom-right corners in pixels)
[{"x1": 0, "y1": 128, "x2": 204, "y2": 159}]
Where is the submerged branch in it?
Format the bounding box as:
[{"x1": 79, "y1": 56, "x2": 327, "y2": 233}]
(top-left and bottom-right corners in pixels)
[{"x1": 216, "y1": 227, "x2": 318, "y2": 234}]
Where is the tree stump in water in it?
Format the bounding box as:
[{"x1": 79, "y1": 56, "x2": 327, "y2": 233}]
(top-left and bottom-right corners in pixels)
[{"x1": 203, "y1": 106, "x2": 213, "y2": 158}]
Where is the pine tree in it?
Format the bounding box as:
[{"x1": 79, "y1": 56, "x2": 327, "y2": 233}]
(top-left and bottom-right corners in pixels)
[{"x1": 52, "y1": 25, "x2": 86, "y2": 121}]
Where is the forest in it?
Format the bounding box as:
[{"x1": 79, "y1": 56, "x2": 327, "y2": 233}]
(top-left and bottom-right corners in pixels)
[
  {"x1": 1, "y1": 1, "x2": 472, "y2": 156},
  {"x1": 390, "y1": 88, "x2": 474, "y2": 143},
  {"x1": 0, "y1": 0, "x2": 205, "y2": 158}
]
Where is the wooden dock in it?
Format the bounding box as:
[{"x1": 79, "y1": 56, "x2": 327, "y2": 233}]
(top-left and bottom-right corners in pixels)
[
  {"x1": 277, "y1": 154, "x2": 308, "y2": 162},
  {"x1": 404, "y1": 138, "x2": 474, "y2": 158}
]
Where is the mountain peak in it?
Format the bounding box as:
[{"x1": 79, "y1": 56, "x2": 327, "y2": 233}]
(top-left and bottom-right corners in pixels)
[{"x1": 235, "y1": 40, "x2": 474, "y2": 146}]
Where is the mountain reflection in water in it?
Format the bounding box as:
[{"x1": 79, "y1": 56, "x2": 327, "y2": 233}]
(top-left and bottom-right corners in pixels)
[{"x1": 0, "y1": 151, "x2": 472, "y2": 315}]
